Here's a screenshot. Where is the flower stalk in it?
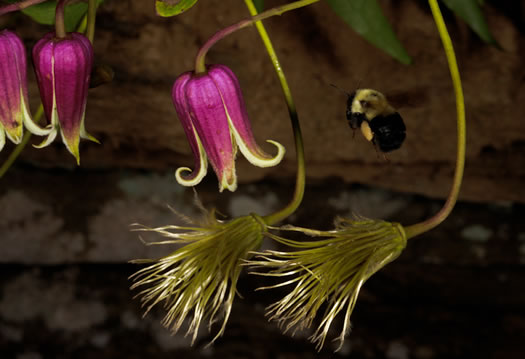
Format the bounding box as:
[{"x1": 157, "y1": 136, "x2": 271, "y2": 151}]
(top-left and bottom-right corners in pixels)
[
  {"x1": 194, "y1": 0, "x2": 320, "y2": 74},
  {"x1": 243, "y1": 0, "x2": 308, "y2": 225},
  {"x1": 55, "y1": 0, "x2": 68, "y2": 39},
  {"x1": 245, "y1": 0, "x2": 466, "y2": 351},
  {"x1": 404, "y1": 0, "x2": 466, "y2": 239},
  {"x1": 0, "y1": 0, "x2": 47, "y2": 16},
  {"x1": 86, "y1": 0, "x2": 97, "y2": 43}
]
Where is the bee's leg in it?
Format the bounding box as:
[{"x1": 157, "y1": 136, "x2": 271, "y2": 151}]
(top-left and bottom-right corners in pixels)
[{"x1": 371, "y1": 139, "x2": 389, "y2": 162}]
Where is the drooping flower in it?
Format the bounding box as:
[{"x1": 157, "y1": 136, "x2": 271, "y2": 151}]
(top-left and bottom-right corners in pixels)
[
  {"x1": 32, "y1": 32, "x2": 98, "y2": 164},
  {"x1": 248, "y1": 217, "x2": 407, "y2": 351},
  {"x1": 0, "y1": 30, "x2": 50, "y2": 151},
  {"x1": 130, "y1": 208, "x2": 265, "y2": 344},
  {"x1": 172, "y1": 64, "x2": 285, "y2": 192}
]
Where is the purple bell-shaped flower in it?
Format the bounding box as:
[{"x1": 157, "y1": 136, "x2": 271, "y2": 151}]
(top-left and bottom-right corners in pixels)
[
  {"x1": 32, "y1": 32, "x2": 98, "y2": 164},
  {"x1": 172, "y1": 64, "x2": 285, "y2": 192},
  {"x1": 0, "y1": 30, "x2": 50, "y2": 151}
]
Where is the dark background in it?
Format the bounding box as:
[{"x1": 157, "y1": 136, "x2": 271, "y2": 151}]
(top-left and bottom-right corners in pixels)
[{"x1": 1, "y1": 1, "x2": 524, "y2": 358}]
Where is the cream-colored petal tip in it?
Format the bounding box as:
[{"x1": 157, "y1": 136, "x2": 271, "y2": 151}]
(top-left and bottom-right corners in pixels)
[
  {"x1": 245, "y1": 140, "x2": 285, "y2": 168},
  {"x1": 0, "y1": 128, "x2": 5, "y2": 152},
  {"x1": 81, "y1": 131, "x2": 101, "y2": 144},
  {"x1": 23, "y1": 117, "x2": 53, "y2": 136},
  {"x1": 219, "y1": 177, "x2": 238, "y2": 193},
  {"x1": 32, "y1": 129, "x2": 58, "y2": 149},
  {"x1": 175, "y1": 166, "x2": 206, "y2": 187}
]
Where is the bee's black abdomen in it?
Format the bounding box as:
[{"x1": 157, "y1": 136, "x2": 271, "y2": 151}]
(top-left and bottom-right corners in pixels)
[{"x1": 369, "y1": 113, "x2": 406, "y2": 152}]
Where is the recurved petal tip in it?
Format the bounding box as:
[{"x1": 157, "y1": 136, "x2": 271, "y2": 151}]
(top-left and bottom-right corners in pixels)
[
  {"x1": 33, "y1": 127, "x2": 58, "y2": 149},
  {"x1": 175, "y1": 133, "x2": 208, "y2": 187},
  {"x1": 175, "y1": 165, "x2": 207, "y2": 187},
  {"x1": 3, "y1": 122, "x2": 23, "y2": 144},
  {"x1": 208, "y1": 64, "x2": 286, "y2": 169},
  {"x1": 80, "y1": 120, "x2": 100, "y2": 144},
  {"x1": 237, "y1": 137, "x2": 286, "y2": 168}
]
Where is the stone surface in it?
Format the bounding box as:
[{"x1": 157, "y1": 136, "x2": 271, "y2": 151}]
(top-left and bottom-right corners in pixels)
[
  {"x1": 0, "y1": 0, "x2": 524, "y2": 202},
  {"x1": 0, "y1": 166, "x2": 524, "y2": 357}
]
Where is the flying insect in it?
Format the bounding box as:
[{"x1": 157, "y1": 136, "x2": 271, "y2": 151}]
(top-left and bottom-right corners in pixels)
[{"x1": 343, "y1": 88, "x2": 406, "y2": 153}]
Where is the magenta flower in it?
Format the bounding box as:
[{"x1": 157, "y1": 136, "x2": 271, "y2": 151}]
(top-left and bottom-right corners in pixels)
[
  {"x1": 172, "y1": 64, "x2": 285, "y2": 192},
  {"x1": 0, "y1": 30, "x2": 50, "y2": 151},
  {"x1": 32, "y1": 32, "x2": 98, "y2": 164}
]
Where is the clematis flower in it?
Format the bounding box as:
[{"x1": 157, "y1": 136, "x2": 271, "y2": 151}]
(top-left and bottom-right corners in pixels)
[
  {"x1": 172, "y1": 64, "x2": 285, "y2": 192},
  {"x1": 130, "y1": 207, "x2": 265, "y2": 344},
  {"x1": 0, "y1": 30, "x2": 50, "y2": 151},
  {"x1": 32, "y1": 32, "x2": 98, "y2": 164},
  {"x1": 248, "y1": 217, "x2": 407, "y2": 351}
]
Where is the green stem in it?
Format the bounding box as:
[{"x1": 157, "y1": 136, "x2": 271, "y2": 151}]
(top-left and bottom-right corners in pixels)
[
  {"x1": 0, "y1": 106, "x2": 43, "y2": 178},
  {"x1": 55, "y1": 0, "x2": 68, "y2": 38},
  {"x1": 242, "y1": 0, "x2": 311, "y2": 225},
  {"x1": 86, "y1": 0, "x2": 97, "y2": 43},
  {"x1": 194, "y1": 0, "x2": 319, "y2": 74},
  {"x1": 404, "y1": 0, "x2": 466, "y2": 239},
  {"x1": 0, "y1": 0, "x2": 47, "y2": 16}
]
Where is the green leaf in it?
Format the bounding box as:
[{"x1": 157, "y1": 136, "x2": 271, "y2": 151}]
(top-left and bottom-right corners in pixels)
[
  {"x1": 441, "y1": 0, "x2": 496, "y2": 45},
  {"x1": 253, "y1": 0, "x2": 264, "y2": 13},
  {"x1": 155, "y1": 0, "x2": 198, "y2": 17},
  {"x1": 21, "y1": 0, "x2": 104, "y2": 32},
  {"x1": 326, "y1": 0, "x2": 411, "y2": 65},
  {"x1": 20, "y1": 1, "x2": 56, "y2": 26}
]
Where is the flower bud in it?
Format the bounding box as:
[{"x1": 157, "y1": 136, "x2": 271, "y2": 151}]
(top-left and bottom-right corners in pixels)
[
  {"x1": 172, "y1": 64, "x2": 285, "y2": 192},
  {"x1": 32, "y1": 32, "x2": 98, "y2": 164},
  {"x1": 0, "y1": 30, "x2": 50, "y2": 151}
]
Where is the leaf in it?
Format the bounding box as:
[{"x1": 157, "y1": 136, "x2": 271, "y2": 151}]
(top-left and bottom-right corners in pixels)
[
  {"x1": 441, "y1": 0, "x2": 497, "y2": 45},
  {"x1": 155, "y1": 0, "x2": 198, "y2": 17},
  {"x1": 253, "y1": 0, "x2": 264, "y2": 13},
  {"x1": 326, "y1": 0, "x2": 411, "y2": 65},
  {"x1": 21, "y1": 0, "x2": 104, "y2": 32},
  {"x1": 20, "y1": 1, "x2": 56, "y2": 26}
]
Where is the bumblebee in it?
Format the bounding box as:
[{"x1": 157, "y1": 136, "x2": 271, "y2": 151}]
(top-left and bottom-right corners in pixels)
[{"x1": 346, "y1": 89, "x2": 406, "y2": 153}]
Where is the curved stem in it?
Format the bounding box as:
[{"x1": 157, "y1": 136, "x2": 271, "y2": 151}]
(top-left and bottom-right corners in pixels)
[
  {"x1": 404, "y1": 0, "x2": 466, "y2": 239},
  {"x1": 0, "y1": 106, "x2": 43, "y2": 179},
  {"x1": 55, "y1": 0, "x2": 69, "y2": 38},
  {"x1": 194, "y1": 0, "x2": 319, "y2": 74},
  {"x1": 0, "y1": 0, "x2": 47, "y2": 16},
  {"x1": 242, "y1": 0, "x2": 309, "y2": 225},
  {"x1": 86, "y1": 0, "x2": 97, "y2": 43}
]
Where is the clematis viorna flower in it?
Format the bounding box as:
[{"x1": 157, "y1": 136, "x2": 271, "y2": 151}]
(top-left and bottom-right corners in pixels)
[
  {"x1": 130, "y1": 208, "x2": 265, "y2": 344},
  {"x1": 32, "y1": 32, "x2": 98, "y2": 164},
  {"x1": 172, "y1": 64, "x2": 285, "y2": 192},
  {"x1": 0, "y1": 30, "x2": 50, "y2": 151},
  {"x1": 248, "y1": 217, "x2": 407, "y2": 351}
]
